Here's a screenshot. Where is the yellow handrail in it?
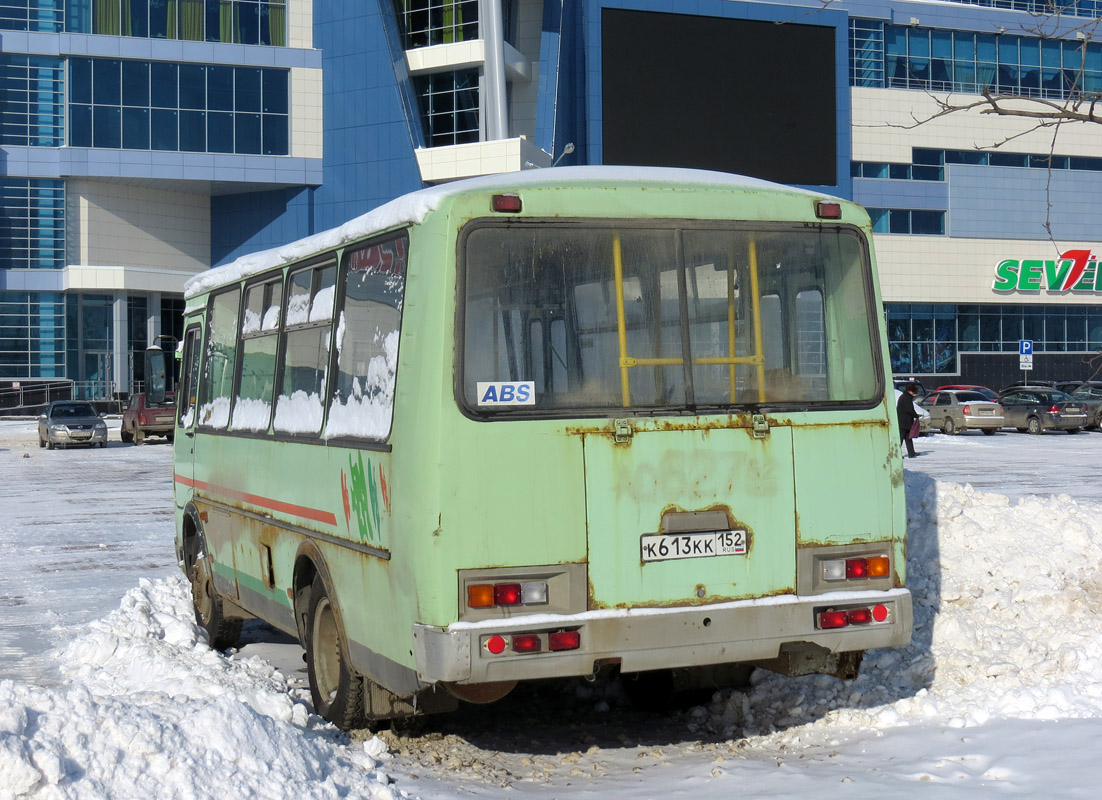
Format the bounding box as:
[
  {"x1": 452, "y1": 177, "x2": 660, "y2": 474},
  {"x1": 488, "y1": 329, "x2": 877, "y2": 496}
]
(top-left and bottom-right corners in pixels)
[
  {"x1": 611, "y1": 233, "x2": 767, "y2": 405},
  {"x1": 748, "y1": 238, "x2": 766, "y2": 403},
  {"x1": 612, "y1": 232, "x2": 631, "y2": 406}
]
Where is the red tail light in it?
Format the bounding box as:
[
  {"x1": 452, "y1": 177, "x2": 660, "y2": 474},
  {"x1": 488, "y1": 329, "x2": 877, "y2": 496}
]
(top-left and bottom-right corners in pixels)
[
  {"x1": 963, "y1": 404, "x2": 971, "y2": 415},
  {"x1": 847, "y1": 608, "x2": 873, "y2": 625},
  {"x1": 845, "y1": 558, "x2": 868, "y2": 579},
  {"x1": 1048, "y1": 405, "x2": 1060, "y2": 413},
  {"x1": 511, "y1": 634, "x2": 541, "y2": 653},
  {"x1": 493, "y1": 583, "x2": 522, "y2": 606},
  {"x1": 819, "y1": 610, "x2": 848, "y2": 629},
  {"x1": 548, "y1": 630, "x2": 581, "y2": 651},
  {"x1": 139, "y1": 414, "x2": 147, "y2": 424}
]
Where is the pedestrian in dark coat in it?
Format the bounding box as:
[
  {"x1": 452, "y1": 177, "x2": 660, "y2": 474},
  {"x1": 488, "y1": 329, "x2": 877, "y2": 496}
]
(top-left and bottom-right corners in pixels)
[{"x1": 896, "y1": 383, "x2": 921, "y2": 457}]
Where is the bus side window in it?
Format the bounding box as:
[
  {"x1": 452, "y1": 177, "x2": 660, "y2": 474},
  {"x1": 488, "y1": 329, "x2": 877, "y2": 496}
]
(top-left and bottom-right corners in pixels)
[
  {"x1": 274, "y1": 260, "x2": 337, "y2": 435},
  {"x1": 198, "y1": 289, "x2": 240, "y2": 428},
  {"x1": 326, "y1": 234, "x2": 408, "y2": 440},
  {"x1": 179, "y1": 326, "x2": 202, "y2": 428},
  {"x1": 233, "y1": 277, "x2": 282, "y2": 432}
]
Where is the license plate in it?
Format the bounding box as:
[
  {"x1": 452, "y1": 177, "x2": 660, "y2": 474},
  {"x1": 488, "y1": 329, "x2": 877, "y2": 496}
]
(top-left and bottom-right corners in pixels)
[
  {"x1": 71, "y1": 432, "x2": 90, "y2": 439},
  {"x1": 640, "y1": 529, "x2": 748, "y2": 562}
]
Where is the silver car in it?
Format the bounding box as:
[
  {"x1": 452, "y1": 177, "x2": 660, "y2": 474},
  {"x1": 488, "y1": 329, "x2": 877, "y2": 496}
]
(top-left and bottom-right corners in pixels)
[
  {"x1": 37, "y1": 401, "x2": 109, "y2": 449},
  {"x1": 921, "y1": 389, "x2": 1004, "y2": 435}
]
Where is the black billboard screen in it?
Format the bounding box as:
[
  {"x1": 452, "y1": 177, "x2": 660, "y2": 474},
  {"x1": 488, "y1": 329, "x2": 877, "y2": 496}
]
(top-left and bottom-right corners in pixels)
[{"x1": 601, "y1": 9, "x2": 837, "y2": 186}]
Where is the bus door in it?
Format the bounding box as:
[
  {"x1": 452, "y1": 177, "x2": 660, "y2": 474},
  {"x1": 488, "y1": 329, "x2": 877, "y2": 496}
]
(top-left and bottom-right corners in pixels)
[
  {"x1": 174, "y1": 324, "x2": 203, "y2": 527},
  {"x1": 577, "y1": 229, "x2": 799, "y2": 610}
]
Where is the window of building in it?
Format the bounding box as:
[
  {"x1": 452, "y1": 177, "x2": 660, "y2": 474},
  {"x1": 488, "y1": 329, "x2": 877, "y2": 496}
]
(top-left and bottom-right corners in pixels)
[
  {"x1": 851, "y1": 20, "x2": 1102, "y2": 99},
  {"x1": 0, "y1": 180, "x2": 65, "y2": 270},
  {"x1": 68, "y1": 57, "x2": 288, "y2": 155},
  {"x1": 65, "y1": 0, "x2": 286, "y2": 45},
  {"x1": 0, "y1": 0, "x2": 63, "y2": 31},
  {"x1": 0, "y1": 55, "x2": 64, "y2": 146},
  {"x1": 887, "y1": 302, "x2": 1102, "y2": 374},
  {"x1": 868, "y1": 208, "x2": 946, "y2": 235},
  {"x1": 413, "y1": 68, "x2": 479, "y2": 146},
  {"x1": 940, "y1": 0, "x2": 1102, "y2": 18},
  {"x1": 394, "y1": 0, "x2": 478, "y2": 48},
  {"x1": 0, "y1": 291, "x2": 66, "y2": 378}
]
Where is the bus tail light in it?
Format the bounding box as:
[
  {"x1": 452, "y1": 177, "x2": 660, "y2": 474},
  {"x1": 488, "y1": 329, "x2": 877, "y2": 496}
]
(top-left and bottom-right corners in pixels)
[
  {"x1": 548, "y1": 630, "x2": 581, "y2": 651},
  {"x1": 511, "y1": 634, "x2": 541, "y2": 653},
  {"x1": 467, "y1": 580, "x2": 549, "y2": 609},
  {"x1": 822, "y1": 555, "x2": 890, "y2": 582},
  {"x1": 867, "y1": 556, "x2": 890, "y2": 577},
  {"x1": 817, "y1": 604, "x2": 891, "y2": 629}
]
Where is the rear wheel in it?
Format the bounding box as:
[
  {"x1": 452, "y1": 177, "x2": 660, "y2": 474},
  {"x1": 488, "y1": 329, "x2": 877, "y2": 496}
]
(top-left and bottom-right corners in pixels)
[
  {"x1": 982, "y1": 428, "x2": 996, "y2": 436},
  {"x1": 1067, "y1": 427, "x2": 1080, "y2": 434},
  {"x1": 134, "y1": 428, "x2": 146, "y2": 445},
  {"x1": 46, "y1": 438, "x2": 55, "y2": 450},
  {"x1": 120, "y1": 427, "x2": 133, "y2": 443},
  {"x1": 306, "y1": 575, "x2": 366, "y2": 729},
  {"x1": 190, "y1": 548, "x2": 242, "y2": 650},
  {"x1": 942, "y1": 417, "x2": 956, "y2": 435},
  {"x1": 1027, "y1": 416, "x2": 1042, "y2": 435}
]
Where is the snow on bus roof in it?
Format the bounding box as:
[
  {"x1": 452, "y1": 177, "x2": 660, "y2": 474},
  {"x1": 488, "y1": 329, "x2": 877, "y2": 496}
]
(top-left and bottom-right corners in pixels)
[{"x1": 184, "y1": 166, "x2": 831, "y2": 298}]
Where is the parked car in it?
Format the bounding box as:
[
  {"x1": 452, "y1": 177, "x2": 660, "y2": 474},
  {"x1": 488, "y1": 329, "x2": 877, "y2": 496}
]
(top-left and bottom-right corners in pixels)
[
  {"x1": 999, "y1": 379, "x2": 1055, "y2": 395},
  {"x1": 1063, "y1": 382, "x2": 1102, "y2": 429},
  {"x1": 933, "y1": 384, "x2": 1000, "y2": 402},
  {"x1": 893, "y1": 377, "x2": 928, "y2": 399},
  {"x1": 37, "y1": 400, "x2": 108, "y2": 449},
  {"x1": 998, "y1": 388, "x2": 1088, "y2": 434},
  {"x1": 895, "y1": 388, "x2": 931, "y2": 436},
  {"x1": 920, "y1": 389, "x2": 1004, "y2": 435},
  {"x1": 121, "y1": 392, "x2": 176, "y2": 444}
]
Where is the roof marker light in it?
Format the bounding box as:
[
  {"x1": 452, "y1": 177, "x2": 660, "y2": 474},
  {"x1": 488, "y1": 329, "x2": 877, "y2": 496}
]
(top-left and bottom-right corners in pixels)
[
  {"x1": 816, "y1": 201, "x2": 842, "y2": 219},
  {"x1": 492, "y1": 194, "x2": 522, "y2": 213}
]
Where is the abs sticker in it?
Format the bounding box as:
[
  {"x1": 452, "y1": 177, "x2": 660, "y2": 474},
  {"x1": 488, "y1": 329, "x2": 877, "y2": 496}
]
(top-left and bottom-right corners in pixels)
[{"x1": 476, "y1": 381, "x2": 535, "y2": 406}]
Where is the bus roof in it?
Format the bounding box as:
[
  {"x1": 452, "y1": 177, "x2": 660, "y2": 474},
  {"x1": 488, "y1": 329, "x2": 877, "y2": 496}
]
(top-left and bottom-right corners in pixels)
[{"x1": 184, "y1": 166, "x2": 836, "y2": 299}]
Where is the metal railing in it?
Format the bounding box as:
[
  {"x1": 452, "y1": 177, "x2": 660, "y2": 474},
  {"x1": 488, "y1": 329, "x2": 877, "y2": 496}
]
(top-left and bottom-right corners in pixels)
[{"x1": 0, "y1": 379, "x2": 124, "y2": 414}]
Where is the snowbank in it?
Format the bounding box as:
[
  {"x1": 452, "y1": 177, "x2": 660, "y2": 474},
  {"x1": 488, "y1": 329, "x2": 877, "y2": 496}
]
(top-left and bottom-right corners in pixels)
[{"x1": 0, "y1": 577, "x2": 398, "y2": 799}]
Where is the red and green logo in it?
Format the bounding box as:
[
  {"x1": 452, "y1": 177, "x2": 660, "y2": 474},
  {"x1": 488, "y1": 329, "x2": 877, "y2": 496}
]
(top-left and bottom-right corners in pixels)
[{"x1": 993, "y1": 250, "x2": 1098, "y2": 293}]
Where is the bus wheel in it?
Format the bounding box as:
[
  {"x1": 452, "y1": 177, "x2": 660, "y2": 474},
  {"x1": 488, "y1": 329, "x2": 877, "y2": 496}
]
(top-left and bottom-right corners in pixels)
[
  {"x1": 306, "y1": 575, "x2": 366, "y2": 729},
  {"x1": 190, "y1": 552, "x2": 242, "y2": 650}
]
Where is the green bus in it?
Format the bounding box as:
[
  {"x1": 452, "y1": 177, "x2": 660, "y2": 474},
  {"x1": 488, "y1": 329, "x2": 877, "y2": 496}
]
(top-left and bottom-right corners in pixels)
[{"x1": 166, "y1": 167, "x2": 913, "y2": 728}]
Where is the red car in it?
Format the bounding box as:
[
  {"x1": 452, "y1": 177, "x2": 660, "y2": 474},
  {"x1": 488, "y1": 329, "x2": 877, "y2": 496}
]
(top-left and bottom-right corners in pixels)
[{"x1": 121, "y1": 392, "x2": 176, "y2": 443}]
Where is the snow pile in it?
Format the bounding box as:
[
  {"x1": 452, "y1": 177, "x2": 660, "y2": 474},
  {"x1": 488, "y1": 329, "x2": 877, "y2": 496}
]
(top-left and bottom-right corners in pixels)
[
  {"x1": 693, "y1": 472, "x2": 1102, "y2": 739},
  {"x1": 0, "y1": 576, "x2": 398, "y2": 800}
]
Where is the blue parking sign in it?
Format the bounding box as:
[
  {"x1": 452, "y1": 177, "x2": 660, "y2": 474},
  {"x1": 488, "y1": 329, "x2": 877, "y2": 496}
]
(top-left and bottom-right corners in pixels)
[{"x1": 1020, "y1": 339, "x2": 1033, "y2": 355}]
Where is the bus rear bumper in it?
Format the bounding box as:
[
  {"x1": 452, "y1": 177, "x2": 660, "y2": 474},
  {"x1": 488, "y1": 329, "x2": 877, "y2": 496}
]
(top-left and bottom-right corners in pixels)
[{"x1": 412, "y1": 588, "x2": 913, "y2": 685}]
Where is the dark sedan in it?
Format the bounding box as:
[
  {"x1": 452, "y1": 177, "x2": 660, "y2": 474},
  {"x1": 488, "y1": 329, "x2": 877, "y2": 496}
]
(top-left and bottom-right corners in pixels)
[{"x1": 999, "y1": 388, "x2": 1088, "y2": 434}]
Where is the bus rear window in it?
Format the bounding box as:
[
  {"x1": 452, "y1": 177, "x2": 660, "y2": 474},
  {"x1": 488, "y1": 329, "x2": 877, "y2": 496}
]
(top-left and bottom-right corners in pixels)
[{"x1": 461, "y1": 223, "x2": 880, "y2": 414}]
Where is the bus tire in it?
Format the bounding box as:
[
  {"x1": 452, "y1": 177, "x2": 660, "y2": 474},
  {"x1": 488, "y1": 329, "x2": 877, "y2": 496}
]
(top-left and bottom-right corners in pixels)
[
  {"x1": 306, "y1": 575, "x2": 366, "y2": 729},
  {"x1": 190, "y1": 551, "x2": 242, "y2": 650}
]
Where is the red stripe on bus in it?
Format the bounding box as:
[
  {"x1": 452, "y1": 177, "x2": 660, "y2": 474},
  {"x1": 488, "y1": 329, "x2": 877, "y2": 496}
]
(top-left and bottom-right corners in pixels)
[{"x1": 174, "y1": 474, "x2": 338, "y2": 526}]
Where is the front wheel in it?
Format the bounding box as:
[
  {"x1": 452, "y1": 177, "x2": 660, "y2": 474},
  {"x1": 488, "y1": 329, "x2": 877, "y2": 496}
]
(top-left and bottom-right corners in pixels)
[
  {"x1": 38, "y1": 435, "x2": 45, "y2": 448},
  {"x1": 1027, "y1": 416, "x2": 1042, "y2": 435},
  {"x1": 1067, "y1": 427, "x2": 1081, "y2": 434},
  {"x1": 982, "y1": 428, "x2": 996, "y2": 436},
  {"x1": 190, "y1": 551, "x2": 242, "y2": 650},
  {"x1": 942, "y1": 417, "x2": 956, "y2": 435},
  {"x1": 306, "y1": 575, "x2": 366, "y2": 729}
]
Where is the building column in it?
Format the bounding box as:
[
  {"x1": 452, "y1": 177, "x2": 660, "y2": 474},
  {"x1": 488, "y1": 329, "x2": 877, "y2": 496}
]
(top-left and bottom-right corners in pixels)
[
  {"x1": 147, "y1": 291, "x2": 162, "y2": 349},
  {"x1": 479, "y1": 0, "x2": 508, "y2": 140},
  {"x1": 112, "y1": 291, "x2": 128, "y2": 395}
]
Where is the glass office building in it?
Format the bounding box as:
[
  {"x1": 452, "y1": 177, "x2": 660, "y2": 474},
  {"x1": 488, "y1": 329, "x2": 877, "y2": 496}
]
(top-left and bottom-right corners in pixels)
[{"x1": 5, "y1": 0, "x2": 1102, "y2": 401}]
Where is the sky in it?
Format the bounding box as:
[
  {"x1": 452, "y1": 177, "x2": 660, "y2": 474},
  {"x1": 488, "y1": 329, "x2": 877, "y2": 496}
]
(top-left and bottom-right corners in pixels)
[{"x1": 2, "y1": 419, "x2": 1102, "y2": 799}]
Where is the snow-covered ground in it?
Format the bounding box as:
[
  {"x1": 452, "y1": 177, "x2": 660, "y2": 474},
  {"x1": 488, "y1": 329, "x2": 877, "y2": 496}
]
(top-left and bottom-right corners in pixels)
[{"x1": 2, "y1": 419, "x2": 1102, "y2": 798}]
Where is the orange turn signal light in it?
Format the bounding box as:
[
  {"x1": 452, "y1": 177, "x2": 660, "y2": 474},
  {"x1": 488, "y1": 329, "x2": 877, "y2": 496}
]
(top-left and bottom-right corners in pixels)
[
  {"x1": 467, "y1": 584, "x2": 495, "y2": 608},
  {"x1": 867, "y1": 556, "x2": 890, "y2": 578}
]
